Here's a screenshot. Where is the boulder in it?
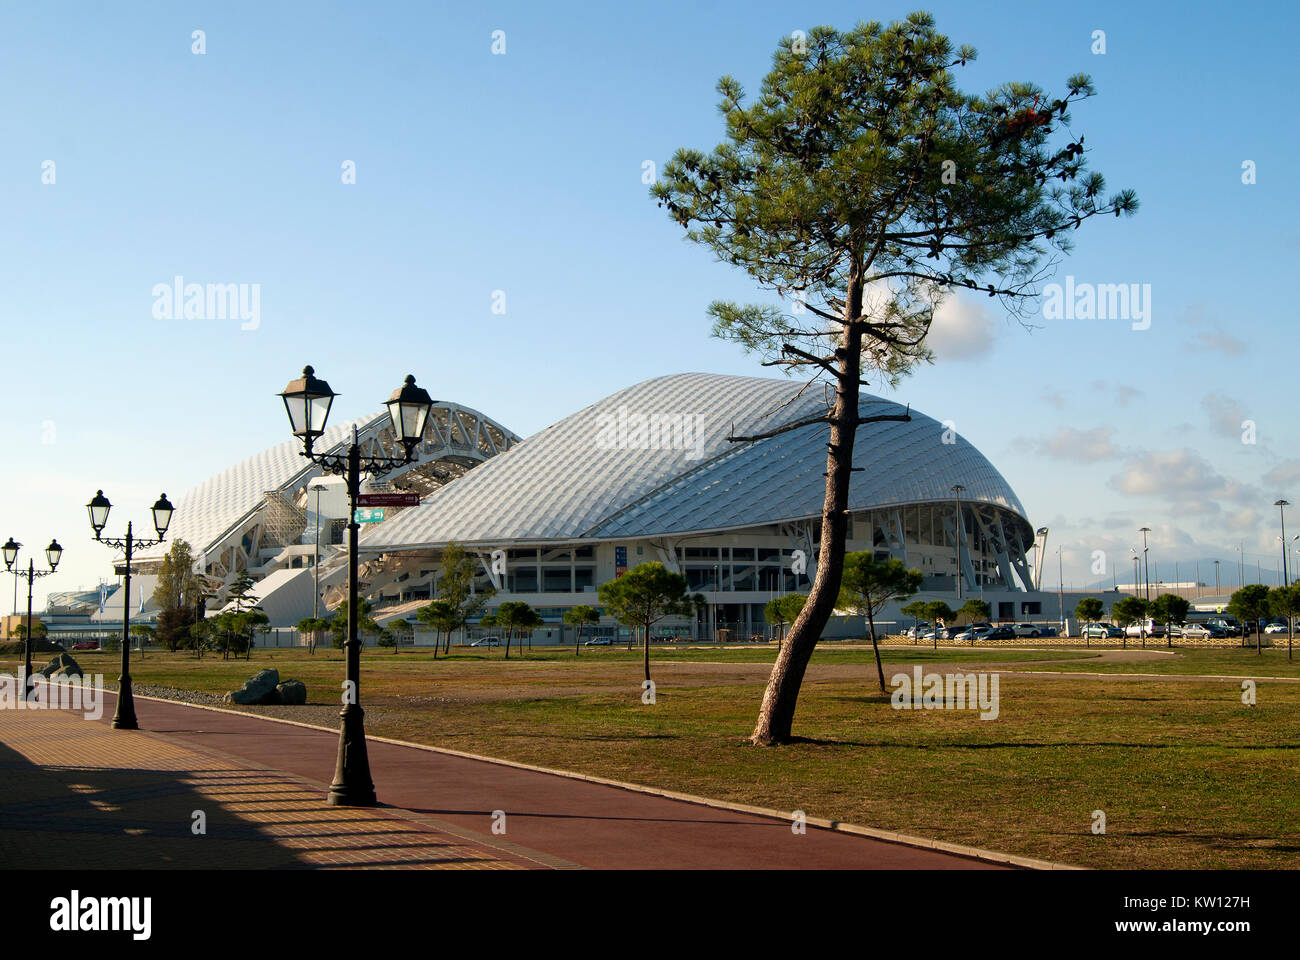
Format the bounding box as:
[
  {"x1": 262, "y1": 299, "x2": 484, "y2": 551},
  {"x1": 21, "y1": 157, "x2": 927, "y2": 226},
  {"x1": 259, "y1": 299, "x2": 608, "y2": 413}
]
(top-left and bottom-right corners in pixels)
[
  {"x1": 225, "y1": 668, "x2": 280, "y2": 705},
  {"x1": 275, "y1": 680, "x2": 307, "y2": 705},
  {"x1": 39, "y1": 654, "x2": 82, "y2": 679}
]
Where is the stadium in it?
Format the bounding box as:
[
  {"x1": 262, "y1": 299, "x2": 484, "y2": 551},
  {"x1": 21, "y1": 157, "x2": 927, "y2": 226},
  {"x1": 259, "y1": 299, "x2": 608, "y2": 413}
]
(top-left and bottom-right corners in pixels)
[
  {"x1": 47, "y1": 373, "x2": 1083, "y2": 645},
  {"x1": 352, "y1": 372, "x2": 1055, "y2": 641}
]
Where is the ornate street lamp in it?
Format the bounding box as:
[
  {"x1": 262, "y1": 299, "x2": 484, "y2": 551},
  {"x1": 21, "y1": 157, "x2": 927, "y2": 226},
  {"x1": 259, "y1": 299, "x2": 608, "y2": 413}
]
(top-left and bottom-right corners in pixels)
[
  {"x1": 87, "y1": 490, "x2": 174, "y2": 729},
  {"x1": 3, "y1": 537, "x2": 62, "y2": 699},
  {"x1": 279, "y1": 366, "x2": 432, "y2": 806}
]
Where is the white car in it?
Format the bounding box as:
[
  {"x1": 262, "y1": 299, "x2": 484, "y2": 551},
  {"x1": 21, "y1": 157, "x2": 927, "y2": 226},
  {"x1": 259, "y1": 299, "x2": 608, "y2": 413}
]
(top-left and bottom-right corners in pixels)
[
  {"x1": 1264, "y1": 623, "x2": 1290, "y2": 634},
  {"x1": 1012, "y1": 623, "x2": 1043, "y2": 638}
]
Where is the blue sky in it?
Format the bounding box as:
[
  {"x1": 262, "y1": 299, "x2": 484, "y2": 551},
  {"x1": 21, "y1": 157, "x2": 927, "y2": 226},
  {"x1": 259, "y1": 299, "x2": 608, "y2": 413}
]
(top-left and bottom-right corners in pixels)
[{"x1": 2, "y1": 0, "x2": 1297, "y2": 607}]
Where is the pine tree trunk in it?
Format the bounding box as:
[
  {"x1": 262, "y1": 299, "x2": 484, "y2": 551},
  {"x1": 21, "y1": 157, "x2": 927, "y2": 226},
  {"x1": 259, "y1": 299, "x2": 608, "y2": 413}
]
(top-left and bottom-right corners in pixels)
[
  {"x1": 751, "y1": 282, "x2": 863, "y2": 745},
  {"x1": 867, "y1": 605, "x2": 886, "y2": 693}
]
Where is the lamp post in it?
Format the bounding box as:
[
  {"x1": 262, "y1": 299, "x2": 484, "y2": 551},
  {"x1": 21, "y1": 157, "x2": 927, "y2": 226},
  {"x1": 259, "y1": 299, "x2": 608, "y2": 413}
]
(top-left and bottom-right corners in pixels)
[
  {"x1": 311, "y1": 482, "x2": 329, "y2": 622},
  {"x1": 1276, "y1": 500, "x2": 1291, "y2": 586},
  {"x1": 1056, "y1": 546, "x2": 1064, "y2": 634},
  {"x1": 951, "y1": 485, "x2": 966, "y2": 601},
  {"x1": 1139, "y1": 527, "x2": 1152, "y2": 601},
  {"x1": 1213, "y1": 560, "x2": 1220, "y2": 595},
  {"x1": 3, "y1": 537, "x2": 62, "y2": 699},
  {"x1": 86, "y1": 490, "x2": 174, "y2": 729},
  {"x1": 279, "y1": 366, "x2": 433, "y2": 807}
]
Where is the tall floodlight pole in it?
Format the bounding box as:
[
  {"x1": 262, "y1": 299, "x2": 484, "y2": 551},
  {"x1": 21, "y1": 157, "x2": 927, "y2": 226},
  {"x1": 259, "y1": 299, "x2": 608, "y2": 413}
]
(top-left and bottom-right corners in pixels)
[
  {"x1": 1276, "y1": 500, "x2": 1291, "y2": 587},
  {"x1": 1057, "y1": 546, "x2": 1064, "y2": 632},
  {"x1": 1139, "y1": 527, "x2": 1152, "y2": 601},
  {"x1": 279, "y1": 366, "x2": 433, "y2": 807},
  {"x1": 311, "y1": 482, "x2": 328, "y2": 622},
  {"x1": 2, "y1": 538, "x2": 63, "y2": 699},
  {"x1": 86, "y1": 491, "x2": 174, "y2": 729},
  {"x1": 951, "y1": 485, "x2": 966, "y2": 601},
  {"x1": 1214, "y1": 559, "x2": 1220, "y2": 595}
]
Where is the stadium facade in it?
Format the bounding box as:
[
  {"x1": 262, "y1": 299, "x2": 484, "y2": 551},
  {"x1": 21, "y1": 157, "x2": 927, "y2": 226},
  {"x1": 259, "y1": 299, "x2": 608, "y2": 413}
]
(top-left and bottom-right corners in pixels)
[
  {"x1": 67, "y1": 372, "x2": 1111, "y2": 644},
  {"x1": 354, "y1": 373, "x2": 1064, "y2": 641}
]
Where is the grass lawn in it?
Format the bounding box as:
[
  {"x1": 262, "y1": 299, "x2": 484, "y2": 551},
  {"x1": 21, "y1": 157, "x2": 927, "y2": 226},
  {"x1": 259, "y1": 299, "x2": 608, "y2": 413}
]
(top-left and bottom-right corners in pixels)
[{"x1": 5, "y1": 644, "x2": 1298, "y2": 869}]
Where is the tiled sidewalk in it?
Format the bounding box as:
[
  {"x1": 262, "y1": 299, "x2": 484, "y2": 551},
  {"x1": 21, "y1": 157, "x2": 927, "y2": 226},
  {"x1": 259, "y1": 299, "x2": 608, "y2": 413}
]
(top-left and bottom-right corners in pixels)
[{"x1": 0, "y1": 707, "x2": 544, "y2": 870}]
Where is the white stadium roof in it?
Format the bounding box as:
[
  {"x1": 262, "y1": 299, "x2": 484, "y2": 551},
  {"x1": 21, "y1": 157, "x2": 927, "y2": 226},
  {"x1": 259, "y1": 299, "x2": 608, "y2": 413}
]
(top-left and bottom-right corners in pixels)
[
  {"x1": 361, "y1": 372, "x2": 1031, "y2": 550},
  {"x1": 135, "y1": 414, "x2": 378, "y2": 564}
]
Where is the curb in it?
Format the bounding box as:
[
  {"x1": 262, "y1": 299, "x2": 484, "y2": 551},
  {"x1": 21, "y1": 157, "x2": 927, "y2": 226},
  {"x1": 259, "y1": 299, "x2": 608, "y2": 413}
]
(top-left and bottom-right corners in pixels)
[{"x1": 118, "y1": 690, "x2": 1081, "y2": 871}]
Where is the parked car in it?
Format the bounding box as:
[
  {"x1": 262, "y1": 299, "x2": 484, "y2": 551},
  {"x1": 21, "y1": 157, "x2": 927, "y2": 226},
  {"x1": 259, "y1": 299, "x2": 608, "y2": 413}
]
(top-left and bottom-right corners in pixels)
[
  {"x1": 584, "y1": 637, "x2": 613, "y2": 646},
  {"x1": 1264, "y1": 622, "x2": 1290, "y2": 634},
  {"x1": 469, "y1": 637, "x2": 501, "y2": 647},
  {"x1": 902, "y1": 621, "x2": 931, "y2": 639},
  {"x1": 1208, "y1": 619, "x2": 1241, "y2": 637},
  {"x1": 1081, "y1": 622, "x2": 1122, "y2": 639},
  {"x1": 1012, "y1": 623, "x2": 1044, "y2": 638},
  {"x1": 986, "y1": 625, "x2": 1016, "y2": 641},
  {"x1": 1180, "y1": 623, "x2": 1224, "y2": 639},
  {"x1": 71, "y1": 641, "x2": 100, "y2": 651}
]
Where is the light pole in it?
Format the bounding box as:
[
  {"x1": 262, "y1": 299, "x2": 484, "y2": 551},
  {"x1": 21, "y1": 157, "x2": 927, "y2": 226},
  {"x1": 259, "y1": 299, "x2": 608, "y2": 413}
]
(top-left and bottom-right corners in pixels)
[
  {"x1": 311, "y1": 482, "x2": 329, "y2": 622},
  {"x1": 1276, "y1": 500, "x2": 1291, "y2": 586},
  {"x1": 86, "y1": 490, "x2": 174, "y2": 729},
  {"x1": 2, "y1": 537, "x2": 62, "y2": 699},
  {"x1": 1056, "y1": 546, "x2": 1064, "y2": 633},
  {"x1": 951, "y1": 485, "x2": 966, "y2": 601},
  {"x1": 1214, "y1": 560, "x2": 1220, "y2": 595},
  {"x1": 1139, "y1": 527, "x2": 1152, "y2": 601},
  {"x1": 279, "y1": 366, "x2": 433, "y2": 807}
]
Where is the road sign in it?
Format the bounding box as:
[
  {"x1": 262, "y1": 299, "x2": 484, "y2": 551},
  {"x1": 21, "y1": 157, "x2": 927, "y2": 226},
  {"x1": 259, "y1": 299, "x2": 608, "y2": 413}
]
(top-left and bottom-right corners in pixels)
[
  {"x1": 357, "y1": 493, "x2": 420, "y2": 507},
  {"x1": 354, "y1": 507, "x2": 385, "y2": 523}
]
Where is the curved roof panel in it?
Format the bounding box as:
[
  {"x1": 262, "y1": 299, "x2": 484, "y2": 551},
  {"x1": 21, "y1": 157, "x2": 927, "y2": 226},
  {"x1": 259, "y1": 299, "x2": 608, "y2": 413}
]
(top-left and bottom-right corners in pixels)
[
  {"x1": 363, "y1": 373, "x2": 1029, "y2": 549},
  {"x1": 138, "y1": 414, "x2": 378, "y2": 562}
]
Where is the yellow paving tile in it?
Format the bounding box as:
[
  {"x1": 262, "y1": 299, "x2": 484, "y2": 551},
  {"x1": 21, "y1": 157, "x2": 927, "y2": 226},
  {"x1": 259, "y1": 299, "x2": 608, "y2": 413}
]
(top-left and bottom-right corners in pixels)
[{"x1": 0, "y1": 709, "x2": 523, "y2": 870}]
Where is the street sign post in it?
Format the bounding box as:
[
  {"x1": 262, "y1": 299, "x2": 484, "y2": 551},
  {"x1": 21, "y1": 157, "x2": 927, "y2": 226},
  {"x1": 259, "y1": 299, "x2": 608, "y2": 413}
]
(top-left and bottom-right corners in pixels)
[{"x1": 357, "y1": 493, "x2": 420, "y2": 507}]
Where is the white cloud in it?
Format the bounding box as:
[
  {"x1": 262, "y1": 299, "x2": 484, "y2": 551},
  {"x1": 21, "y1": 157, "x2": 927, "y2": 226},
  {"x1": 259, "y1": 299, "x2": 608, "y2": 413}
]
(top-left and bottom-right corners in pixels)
[
  {"x1": 926, "y1": 296, "x2": 996, "y2": 361},
  {"x1": 1031, "y1": 425, "x2": 1120, "y2": 462},
  {"x1": 1108, "y1": 448, "x2": 1257, "y2": 506},
  {"x1": 1201, "y1": 392, "x2": 1248, "y2": 439}
]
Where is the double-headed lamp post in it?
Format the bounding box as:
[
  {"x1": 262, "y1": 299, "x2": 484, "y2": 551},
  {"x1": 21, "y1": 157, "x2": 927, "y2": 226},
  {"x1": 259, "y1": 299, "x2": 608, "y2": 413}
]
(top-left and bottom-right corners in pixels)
[
  {"x1": 279, "y1": 365, "x2": 433, "y2": 807},
  {"x1": 3, "y1": 537, "x2": 63, "y2": 699},
  {"x1": 87, "y1": 490, "x2": 174, "y2": 729}
]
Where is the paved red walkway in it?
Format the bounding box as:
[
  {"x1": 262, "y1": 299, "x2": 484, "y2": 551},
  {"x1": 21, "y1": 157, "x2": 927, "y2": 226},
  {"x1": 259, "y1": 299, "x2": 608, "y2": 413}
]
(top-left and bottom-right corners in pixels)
[{"x1": 98, "y1": 692, "x2": 1005, "y2": 870}]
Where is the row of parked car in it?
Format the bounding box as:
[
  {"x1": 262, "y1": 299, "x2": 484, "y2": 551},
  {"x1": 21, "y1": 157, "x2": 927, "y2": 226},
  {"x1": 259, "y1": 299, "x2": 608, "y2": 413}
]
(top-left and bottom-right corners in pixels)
[
  {"x1": 900, "y1": 617, "x2": 1293, "y2": 642},
  {"x1": 901, "y1": 621, "x2": 1059, "y2": 641}
]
